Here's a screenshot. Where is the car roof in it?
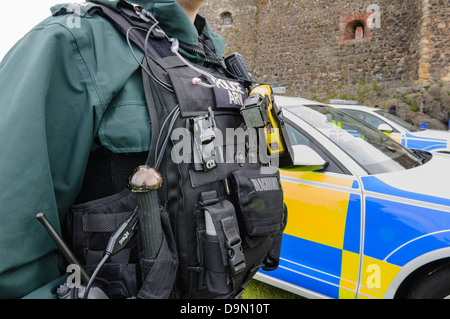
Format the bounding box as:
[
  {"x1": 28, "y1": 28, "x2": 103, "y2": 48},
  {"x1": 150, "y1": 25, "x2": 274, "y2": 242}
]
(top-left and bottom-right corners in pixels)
[
  {"x1": 274, "y1": 96, "x2": 378, "y2": 113},
  {"x1": 274, "y1": 95, "x2": 328, "y2": 107},
  {"x1": 274, "y1": 95, "x2": 368, "y2": 123},
  {"x1": 328, "y1": 103, "x2": 377, "y2": 112}
]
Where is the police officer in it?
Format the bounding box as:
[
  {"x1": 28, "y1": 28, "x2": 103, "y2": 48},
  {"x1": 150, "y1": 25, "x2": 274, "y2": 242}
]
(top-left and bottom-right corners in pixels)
[{"x1": 0, "y1": 0, "x2": 225, "y2": 299}]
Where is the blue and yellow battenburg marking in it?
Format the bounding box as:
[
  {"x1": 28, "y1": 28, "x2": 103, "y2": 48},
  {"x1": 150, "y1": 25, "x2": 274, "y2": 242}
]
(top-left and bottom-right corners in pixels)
[
  {"x1": 265, "y1": 170, "x2": 364, "y2": 299},
  {"x1": 360, "y1": 176, "x2": 450, "y2": 298},
  {"x1": 402, "y1": 133, "x2": 448, "y2": 151},
  {"x1": 261, "y1": 171, "x2": 450, "y2": 299},
  {"x1": 387, "y1": 133, "x2": 447, "y2": 151}
]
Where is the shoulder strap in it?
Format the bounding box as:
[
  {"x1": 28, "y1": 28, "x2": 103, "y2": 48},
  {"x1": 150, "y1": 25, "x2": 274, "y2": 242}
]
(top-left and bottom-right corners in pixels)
[
  {"x1": 95, "y1": 2, "x2": 174, "y2": 57},
  {"x1": 94, "y1": 2, "x2": 178, "y2": 167}
]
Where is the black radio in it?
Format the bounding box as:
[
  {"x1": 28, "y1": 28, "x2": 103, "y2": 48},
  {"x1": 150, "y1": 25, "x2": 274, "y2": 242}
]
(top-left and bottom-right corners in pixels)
[{"x1": 224, "y1": 52, "x2": 256, "y2": 87}]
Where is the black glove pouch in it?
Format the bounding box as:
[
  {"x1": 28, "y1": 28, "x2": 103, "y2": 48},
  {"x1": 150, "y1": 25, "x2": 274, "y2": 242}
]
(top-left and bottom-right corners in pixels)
[{"x1": 230, "y1": 167, "x2": 285, "y2": 247}]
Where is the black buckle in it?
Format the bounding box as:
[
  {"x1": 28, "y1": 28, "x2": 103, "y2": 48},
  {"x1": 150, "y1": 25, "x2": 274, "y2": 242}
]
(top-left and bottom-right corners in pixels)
[{"x1": 226, "y1": 240, "x2": 246, "y2": 275}]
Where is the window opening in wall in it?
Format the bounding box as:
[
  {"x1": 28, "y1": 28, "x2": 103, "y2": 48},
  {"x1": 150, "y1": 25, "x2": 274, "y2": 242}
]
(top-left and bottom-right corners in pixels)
[
  {"x1": 220, "y1": 11, "x2": 233, "y2": 26},
  {"x1": 355, "y1": 26, "x2": 364, "y2": 39},
  {"x1": 346, "y1": 20, "x2": 366, "y2": 40}
]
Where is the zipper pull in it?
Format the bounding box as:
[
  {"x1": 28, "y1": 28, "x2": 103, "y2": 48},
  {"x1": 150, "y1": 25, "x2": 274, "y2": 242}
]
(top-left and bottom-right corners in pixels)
[
  {"x1": 170, "y1": 38, "x2": 180, "y2": 53},
  {"x1": 133, "y1": 5, "x2": 157, "y2": 23}
]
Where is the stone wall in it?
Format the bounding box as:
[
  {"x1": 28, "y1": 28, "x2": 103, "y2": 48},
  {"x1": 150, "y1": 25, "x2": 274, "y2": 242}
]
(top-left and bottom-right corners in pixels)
[
  {"x1": 416, "y1": 0, "x2": 450, "y2": 84},
  {"x1": 200, "y1": 0, "x2": 450, "y2": 129},
  {"x1": 201, "y1": 0, "x2": 258, "y2": 59}
]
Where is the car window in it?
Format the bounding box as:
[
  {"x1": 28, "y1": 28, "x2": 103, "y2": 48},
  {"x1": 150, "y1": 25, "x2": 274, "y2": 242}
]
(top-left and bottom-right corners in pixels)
[
  {"x1": 342, "y1": 109, "x2": 399, "y2": 133},
  {"x1": 374, "y1": 109, "x2": 419, "y2": 132},
  {"x1": 285, "y1": 122, "x2": 348, "y2": 174},
  {"x1": 283, "y1": 105, "x2": 421, "y2": 175}
]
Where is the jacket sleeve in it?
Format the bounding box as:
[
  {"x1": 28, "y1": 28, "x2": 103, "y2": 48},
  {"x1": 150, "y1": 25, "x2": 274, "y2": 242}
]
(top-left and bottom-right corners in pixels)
[{"x1": 0, "y1": 21, "x2": 101, "y2": 298}]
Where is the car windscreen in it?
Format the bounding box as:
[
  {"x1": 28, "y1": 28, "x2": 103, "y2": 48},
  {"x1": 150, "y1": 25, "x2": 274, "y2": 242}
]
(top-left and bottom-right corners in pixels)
[
  {"x1": 284, "y1": 104, "x2": 421, "y2": 174},
  {"x1": 374, "y1": 109, "x2": 420, "y2": 132}
]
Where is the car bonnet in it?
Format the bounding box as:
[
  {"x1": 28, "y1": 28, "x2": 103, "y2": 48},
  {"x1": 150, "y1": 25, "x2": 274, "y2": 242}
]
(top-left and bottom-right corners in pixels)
[
  {"x1": 360, "y1": 152, "x2": 450, "y2": 205},
  {"x1": 411, "y1": 129, "x2": 450, "y2": 143}
]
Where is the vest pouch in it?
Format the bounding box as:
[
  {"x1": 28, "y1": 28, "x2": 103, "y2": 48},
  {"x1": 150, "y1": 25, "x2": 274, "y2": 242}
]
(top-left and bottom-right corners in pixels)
[
  {"x1": 65, "y1": 189, "x2": 139, "y2": 298},
  {"x1": 168, "y1": 72, "x2": 215, "y2": 118},
  {"x1": 261, "y1": 202, "x2": 287, "y2": 271},
  {"x1": 197, "y1": 199, "x2": 243, "y2": 297},
  {"x1": 167, "y1": 70, "x2": 248, "y2": 118},
  {"x1": 84, "y1": 263, "x2": 137, "y2": 298},
  {"x1": 231, "y1": 167, "x2": 285, "y2": 247}
]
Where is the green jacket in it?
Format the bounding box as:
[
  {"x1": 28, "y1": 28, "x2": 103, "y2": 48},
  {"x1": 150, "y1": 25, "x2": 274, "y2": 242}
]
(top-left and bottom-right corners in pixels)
[{"x1": 0, "y1": 0, "x2": 225, "y2": 299}]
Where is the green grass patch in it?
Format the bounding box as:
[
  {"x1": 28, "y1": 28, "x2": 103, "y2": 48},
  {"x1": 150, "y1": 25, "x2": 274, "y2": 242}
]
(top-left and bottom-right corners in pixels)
[{"x1": 242, "y1": 279, "x2": 303, "y2": 299}]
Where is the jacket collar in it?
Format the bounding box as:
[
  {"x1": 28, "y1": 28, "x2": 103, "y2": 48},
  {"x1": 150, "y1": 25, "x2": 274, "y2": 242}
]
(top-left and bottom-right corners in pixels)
[{"x1": 88, "y1": 0, "x2": 225, "y2": 59}]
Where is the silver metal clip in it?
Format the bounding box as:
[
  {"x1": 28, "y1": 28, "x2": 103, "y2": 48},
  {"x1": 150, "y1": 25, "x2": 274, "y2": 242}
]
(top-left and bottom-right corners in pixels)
[{"x1": 133, "y1": 5, "x2": 151, "y2": 22}]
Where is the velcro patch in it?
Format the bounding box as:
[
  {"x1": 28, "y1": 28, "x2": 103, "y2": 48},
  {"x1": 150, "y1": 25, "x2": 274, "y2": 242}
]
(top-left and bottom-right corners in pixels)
[
  {"x1": 208, "y1": 75, "x2": 248, "y2": 109},
  {"x1": 250, "y1": 177, "x2": 281, "y2": 192}
]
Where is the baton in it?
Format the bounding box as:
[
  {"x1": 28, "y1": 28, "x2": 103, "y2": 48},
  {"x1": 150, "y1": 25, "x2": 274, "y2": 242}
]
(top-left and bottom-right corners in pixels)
[
  {"x1": 129, "y1": 165, "x2": 163, "y2": 259},
  {"x1": 36, "y1": 212, "x2": 90, "y2": 285}
]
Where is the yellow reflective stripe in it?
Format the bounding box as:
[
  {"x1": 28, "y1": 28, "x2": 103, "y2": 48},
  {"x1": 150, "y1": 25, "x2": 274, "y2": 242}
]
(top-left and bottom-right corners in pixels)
[
  {"x1": 280, "y1": 171, "x2": 354, "y2": 188},
  {"x1": 332, "y1": 120, "x2": 342, "y2": 128}
]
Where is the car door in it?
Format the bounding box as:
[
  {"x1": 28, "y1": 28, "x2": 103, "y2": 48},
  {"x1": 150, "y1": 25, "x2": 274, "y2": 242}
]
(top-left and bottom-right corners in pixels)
[{"x1": 261, "y1": 120, "x2": 364, "y2": 299}]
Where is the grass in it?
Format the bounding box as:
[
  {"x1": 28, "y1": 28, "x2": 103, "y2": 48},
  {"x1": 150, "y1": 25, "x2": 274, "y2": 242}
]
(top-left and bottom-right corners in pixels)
[{"x1": 242, "y1": 279, "x2": 303, "y2": 299}]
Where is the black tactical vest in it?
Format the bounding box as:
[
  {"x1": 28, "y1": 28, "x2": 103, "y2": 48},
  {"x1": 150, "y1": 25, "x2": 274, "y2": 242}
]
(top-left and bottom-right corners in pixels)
[{"x1": 64, "y1": 1, "x2": 287, "y2": 299}]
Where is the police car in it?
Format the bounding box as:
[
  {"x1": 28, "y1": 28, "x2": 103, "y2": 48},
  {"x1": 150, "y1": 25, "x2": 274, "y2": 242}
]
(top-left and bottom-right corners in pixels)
[
  {"x1": 329, "y1": 102, "x2": 450, "y2": 153},
  {"x1": 255, "y1": 96, "x2": 450, "y2": 299}
]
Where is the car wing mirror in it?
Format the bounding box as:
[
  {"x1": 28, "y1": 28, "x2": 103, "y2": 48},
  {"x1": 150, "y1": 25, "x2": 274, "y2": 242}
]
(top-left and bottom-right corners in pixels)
[
  {"x1": 377, "y1": 123, "x2": 393, "y2": 133},
  {"x1": 283, "y1": 145, "x2": 329, "y2": 172}
]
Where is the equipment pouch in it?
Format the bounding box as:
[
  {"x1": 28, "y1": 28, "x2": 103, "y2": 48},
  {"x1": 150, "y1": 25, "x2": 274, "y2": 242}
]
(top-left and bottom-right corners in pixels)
[
  {"x1": 65, "y1": 189, "x2": 139, "y2": 298},
  {"x1": 231, "y1": 167, "x2": 285, "y2": 246},
  {"x1": 66, "y1": 189, "x2": 138, "y2": 264},
  {"x1": 197, "y1": 199, "x2": 245, "y2": 296},
  {"x1": 168, "y1": 73, "x2": 216, "y2": 118},
  {"x1": 167, "y1": 71, "x2": 248, "y2": 118},
  {"x1": 83, "y1": 263, "x2": 137, "y2": 299}
]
